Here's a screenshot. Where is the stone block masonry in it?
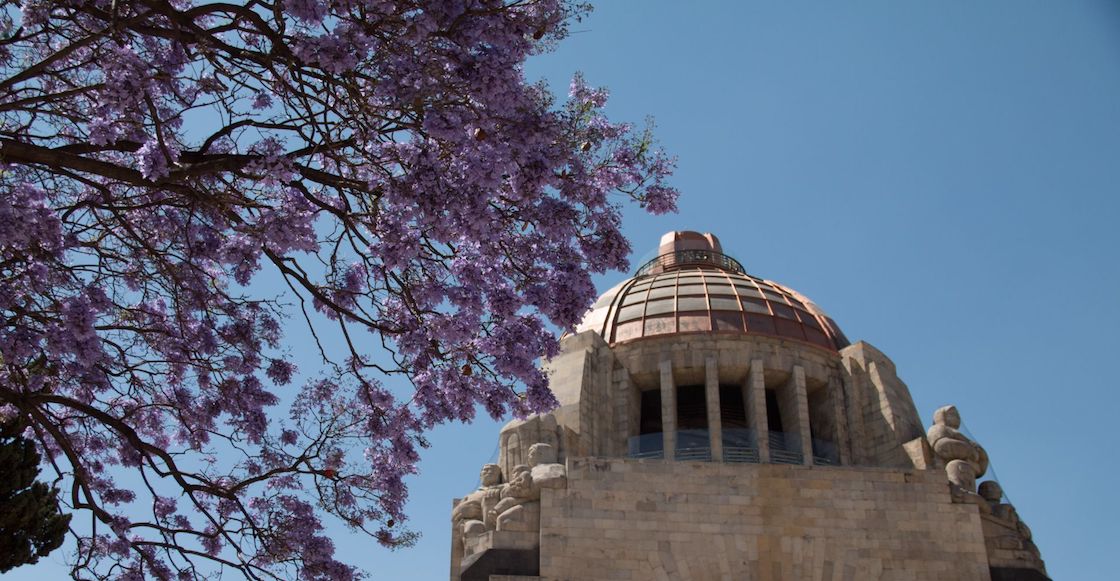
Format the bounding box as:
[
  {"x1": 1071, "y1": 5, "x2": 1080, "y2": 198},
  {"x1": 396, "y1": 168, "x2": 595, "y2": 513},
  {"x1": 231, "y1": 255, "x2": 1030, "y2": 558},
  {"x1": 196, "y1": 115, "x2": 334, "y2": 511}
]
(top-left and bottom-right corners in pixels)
[{"x1": 538, "y1": 458, "x2": 990, "y2": 581}]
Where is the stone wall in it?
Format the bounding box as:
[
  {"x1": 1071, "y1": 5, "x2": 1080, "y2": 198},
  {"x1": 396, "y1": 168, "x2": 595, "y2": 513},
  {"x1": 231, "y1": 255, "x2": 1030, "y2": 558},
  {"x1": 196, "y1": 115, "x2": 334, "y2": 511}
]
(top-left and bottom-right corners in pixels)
[
  {"x1": 538, "y1": 458, "x2": 991, "y2": 581},
  {"x1": 840, "y1": 342, "x2": 925, "y2": 468},
  {"x1": 536, "y1": 331, "x2": 619, "y2": 460}
]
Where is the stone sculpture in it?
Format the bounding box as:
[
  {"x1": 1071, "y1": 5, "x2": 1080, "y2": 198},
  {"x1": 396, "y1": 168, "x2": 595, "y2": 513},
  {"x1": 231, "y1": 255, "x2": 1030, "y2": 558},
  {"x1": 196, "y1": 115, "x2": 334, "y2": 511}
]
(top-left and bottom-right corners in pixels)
[
  {"x1": 452, "y1": 449, "x2": 565, "y2": 580},
  {"x1": 976, "y1": 479, "x2": 1046, "y2": 573},
  {"x1": 452, "y1": 463, "x2": 504, "y2": 542},
  {"x1": 490, "y1": 466, "x2": 538, "y2": 531},
  {"x1": 926, "y1": 405, "x2": 988, "y2": 504},
  {"x1": 484, "y1": 443, "x2": 568, "y2": 533},
  {"x1": 499, "y1": 413, "x2": 564, "y2": 481},
  {"x1": 528, "y1": 443, "x2": 567, "y2": 489},
  {"x1": 979, "y1": 481, "x2": 1009, "y2": 519},
  {"x1": 979, "y1": 481, "x2": 1038, "y2": 547}
]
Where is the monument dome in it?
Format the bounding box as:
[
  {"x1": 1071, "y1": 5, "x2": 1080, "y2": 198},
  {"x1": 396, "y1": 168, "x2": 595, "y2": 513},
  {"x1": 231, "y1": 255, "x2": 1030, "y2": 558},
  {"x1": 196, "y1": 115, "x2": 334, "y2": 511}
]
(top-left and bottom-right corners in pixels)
[
  {"x1": 572, "y1": 231, "x2": 849, "y2": 350},
  {"x1": 449, "y1": 231, "x2": 1048, "y2": 581}
]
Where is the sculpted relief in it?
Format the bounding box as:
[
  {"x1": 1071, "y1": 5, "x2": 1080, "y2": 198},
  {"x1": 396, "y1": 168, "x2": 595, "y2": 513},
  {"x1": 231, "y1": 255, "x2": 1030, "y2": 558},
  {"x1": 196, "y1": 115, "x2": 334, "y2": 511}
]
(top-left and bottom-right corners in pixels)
[
  {"x1": 499, "y1": 414, "x2": 564, "y2": 480},
  {"x1": 453, "y1": 442, "x2": 567, "y2": 555},
  {"x1": 451, "y1": 463, "x2": 504, "y2": 544}
]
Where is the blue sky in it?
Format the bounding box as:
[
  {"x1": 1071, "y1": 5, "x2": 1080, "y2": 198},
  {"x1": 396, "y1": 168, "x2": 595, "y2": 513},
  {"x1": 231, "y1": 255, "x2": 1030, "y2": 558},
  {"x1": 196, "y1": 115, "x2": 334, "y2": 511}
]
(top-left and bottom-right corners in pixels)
[{"x1": 14, "y1": 2, "x2": 1120, "y2": 579}]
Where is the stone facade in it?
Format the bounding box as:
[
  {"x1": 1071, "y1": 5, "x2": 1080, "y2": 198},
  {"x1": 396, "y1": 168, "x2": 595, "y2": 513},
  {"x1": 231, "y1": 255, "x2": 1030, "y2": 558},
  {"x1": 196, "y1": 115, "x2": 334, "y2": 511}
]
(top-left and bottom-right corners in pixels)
[
  {"x1": 450, "y1": 232, "x2": 1047, "y2": 581},
  {"x1": 541, "y1": 460, "x2": 988, "y2": 580}
]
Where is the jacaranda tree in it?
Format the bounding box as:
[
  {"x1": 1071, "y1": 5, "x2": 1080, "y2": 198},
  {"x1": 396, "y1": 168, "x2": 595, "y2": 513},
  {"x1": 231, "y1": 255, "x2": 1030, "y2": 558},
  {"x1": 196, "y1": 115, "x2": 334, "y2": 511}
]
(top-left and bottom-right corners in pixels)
[{"x1": 0, "y1": 1, "x2": 677, "y2": 578}]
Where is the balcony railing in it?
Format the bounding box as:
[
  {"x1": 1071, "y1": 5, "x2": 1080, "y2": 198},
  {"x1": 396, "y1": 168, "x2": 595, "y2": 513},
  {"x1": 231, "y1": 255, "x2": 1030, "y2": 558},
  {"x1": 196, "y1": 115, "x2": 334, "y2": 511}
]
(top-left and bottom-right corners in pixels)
[
  {"x1": 675, "y1": 429, "x2": 712, "y2": 462},
  {"x1": 811, "y1": 438, "x2": 839, "y2": 466},
  {"x1": 627, "y1": 433, "x2": 664, "y2": 460},
  {"x1": 768, "y1": 431, "x2": 804, "y2": 465},
  {"x1": 722, "y1": 428, "x2": 760, "y2": 463},
  {"x1": 626, "y1": 430, "x2": 837, "y2": 467},
  {"x1": 635, "y1": 250, "x2": 746, "y2": 277}
]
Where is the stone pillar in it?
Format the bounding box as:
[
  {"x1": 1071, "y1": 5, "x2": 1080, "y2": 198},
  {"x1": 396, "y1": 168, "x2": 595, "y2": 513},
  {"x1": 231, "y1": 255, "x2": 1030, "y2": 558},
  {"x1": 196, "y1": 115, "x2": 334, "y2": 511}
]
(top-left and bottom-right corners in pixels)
[
  {"x1": 449, "y1": 500, "x2": 463, "y2": 581},
  {"x1": 614, "y1": 369, "x2": 632, "y2": 458},
  {"x1": 659, "y1": 359, "x2": 676, "y2": 461},
  {"x1": 791, "y1": 365, "x2": 815, "y2": 465},
  {"x1": 747, "y1": 359, "x2": 769, "y2": 463},
  {"x1": 829, "y1": 375, "x2": 851, "y2": 466},
  {"x1": 705, "y1": 355, "x2": 723, "y2": 462},
  {"x1": 839, "y1": 368, "x2": 868, "y2": 465}
]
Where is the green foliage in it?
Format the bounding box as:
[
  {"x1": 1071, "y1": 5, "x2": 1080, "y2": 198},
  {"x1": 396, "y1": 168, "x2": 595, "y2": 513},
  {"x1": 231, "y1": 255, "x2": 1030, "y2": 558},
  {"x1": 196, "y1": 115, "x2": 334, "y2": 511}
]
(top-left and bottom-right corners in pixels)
[{"x1": 0, "y1": 419, "x2": 71, "y2": 573}]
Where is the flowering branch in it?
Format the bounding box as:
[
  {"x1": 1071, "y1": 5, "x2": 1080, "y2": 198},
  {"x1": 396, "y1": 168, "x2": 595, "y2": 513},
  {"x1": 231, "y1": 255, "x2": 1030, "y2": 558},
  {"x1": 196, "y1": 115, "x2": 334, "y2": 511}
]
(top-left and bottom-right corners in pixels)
[{"x1": 0, "y1": 1, "x2": 677, "y2": 578}]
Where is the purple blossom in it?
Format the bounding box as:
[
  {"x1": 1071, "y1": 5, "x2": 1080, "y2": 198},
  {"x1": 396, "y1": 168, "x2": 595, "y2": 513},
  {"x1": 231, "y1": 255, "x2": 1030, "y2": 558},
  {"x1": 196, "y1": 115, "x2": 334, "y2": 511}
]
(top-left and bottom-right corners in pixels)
[
  {"x1": 252, "y1": 91, "x2": 274, "y2": 110},
  {"x1": 643, "y1": 184, "x2": 680, "y2": 215},
  {"x1": 0, "y1": 1, "x2": 677, "y2": 578},
  {"x1": 280, "y1": 429, "x2": 299, "y2": 446},
  {"x1": 153, "y1": 496, "x2": 178, "y2": 519},
  {"x1": 267, "y1": 359, "x2": 296, "y2": 385},
  {"x1": 285, "y1": 0, "x2": 328, "y2": 24},
  {"x1": 570, "y1": 73, "x2": 610, "y2": 107},
  {"x1": 136, "y1": 139, "x2": 178, "y2": 180},
  {"x1": 0, "y1": 184, "x2": 64, "y2": 255}
]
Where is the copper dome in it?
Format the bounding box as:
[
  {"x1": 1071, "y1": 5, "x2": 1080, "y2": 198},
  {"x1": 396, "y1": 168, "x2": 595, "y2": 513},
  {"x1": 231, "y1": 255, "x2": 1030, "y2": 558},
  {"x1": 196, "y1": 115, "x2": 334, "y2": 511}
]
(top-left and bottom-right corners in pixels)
[{"x1": 572, "y1": 232, "x2": 849, "y2": 351}]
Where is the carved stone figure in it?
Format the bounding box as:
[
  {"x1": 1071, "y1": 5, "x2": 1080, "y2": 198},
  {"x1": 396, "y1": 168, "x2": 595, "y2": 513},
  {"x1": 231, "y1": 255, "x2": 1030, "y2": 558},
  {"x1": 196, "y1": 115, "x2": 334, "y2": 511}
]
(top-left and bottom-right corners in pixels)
[
  {"x1": 927, "y1": 405, "x2": 988, "y2": 502},
  {"x1": 490, "y1": 466, "x2": 540, "y2": 532},
  {"x1": 483, "y1": 443, "x2": 569, "y2": 533},
  {"x1": 482, "y1": 464, "x2": 527, "y2": 528},
  {"x1": 500, "y1": 413, "x2": 563, "y2": 479},
  {"x1": 978, "y1": 481, "x2": 1007, "y2": 517},
  {"x1": 528, "y1": 443, "x2": 566, "y2": 490},
  {"x1": 979, "y1": 480, "x2": 1037, "y2": 547},
  {"x1": 452, "y1": 463, "x2": 503, "y2": 542}
]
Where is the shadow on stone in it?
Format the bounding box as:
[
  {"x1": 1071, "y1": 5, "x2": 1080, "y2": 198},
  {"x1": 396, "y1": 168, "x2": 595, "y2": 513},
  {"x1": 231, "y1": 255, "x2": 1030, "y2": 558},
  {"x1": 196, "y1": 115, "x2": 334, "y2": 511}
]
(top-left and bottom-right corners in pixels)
[
  {"x1": 990, "y1": 567, "x2": 1051, "y2": 581},
  {"x1": 459, "y1": 548, "x2": 540, "y2": 581}
]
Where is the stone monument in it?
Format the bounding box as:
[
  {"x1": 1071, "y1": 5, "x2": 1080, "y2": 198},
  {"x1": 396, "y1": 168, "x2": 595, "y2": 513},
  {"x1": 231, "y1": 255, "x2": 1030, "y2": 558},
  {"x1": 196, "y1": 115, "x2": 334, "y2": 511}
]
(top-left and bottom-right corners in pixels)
[{"x1": 449, "y1": 231, "x2": 1048, "y2": 581}]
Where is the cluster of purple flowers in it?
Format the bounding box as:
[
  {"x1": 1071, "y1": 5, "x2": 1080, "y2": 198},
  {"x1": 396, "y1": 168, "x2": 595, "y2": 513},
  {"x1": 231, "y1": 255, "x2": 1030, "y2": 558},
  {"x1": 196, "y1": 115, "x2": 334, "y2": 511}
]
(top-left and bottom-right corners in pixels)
[{"x1": 0, "y1": 1, "x2": 676, "y2": 578}]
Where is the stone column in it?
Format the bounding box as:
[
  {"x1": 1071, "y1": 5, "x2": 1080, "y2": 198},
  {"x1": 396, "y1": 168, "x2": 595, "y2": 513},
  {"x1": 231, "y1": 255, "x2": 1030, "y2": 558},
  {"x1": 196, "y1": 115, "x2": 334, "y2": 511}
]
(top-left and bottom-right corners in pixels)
[
  {"x1": 449, "y1": 500, "x2": 463, "y2": 581},
  {"x1": 614, "y1": 369, "x2": 632, "y2": 458},
  {"x1": 839, "y1": 368, "x2": 867, "y2": 465},
  {"x1": 705, "y1": 355, "x2": 723, "y2": 462},
  {"x1": 791, "y1": 365, "x2": 815, "y2": 465},
  {"x1": 747, "y1": 359, "x2": 769, "y2": 463},
  {"x1": 829, "y1": 375, "x2": 851, "y2": 466},
  {"x1": 659, "y1": 358, "x2": 676, "y2": 461}
]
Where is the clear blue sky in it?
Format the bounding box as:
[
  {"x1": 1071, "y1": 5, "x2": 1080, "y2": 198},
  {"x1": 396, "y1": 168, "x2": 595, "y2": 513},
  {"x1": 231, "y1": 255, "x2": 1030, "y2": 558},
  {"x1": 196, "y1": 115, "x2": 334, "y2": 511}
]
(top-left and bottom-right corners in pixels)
[{"x1": 14, "y1": 2, "x2": 1120, "y2": 579}]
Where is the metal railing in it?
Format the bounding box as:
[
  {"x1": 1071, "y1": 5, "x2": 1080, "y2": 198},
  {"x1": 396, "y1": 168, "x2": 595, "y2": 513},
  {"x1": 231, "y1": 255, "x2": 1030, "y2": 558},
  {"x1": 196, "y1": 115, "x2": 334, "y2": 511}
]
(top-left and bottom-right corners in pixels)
[
  {"x1": 626, "y1": 430, "x2": 838, "y2": 467},
  {"x1": 635, "y1": 250, "x2": 746, "y2": 277},
  {"x1": 722, "y1": 429, "x2": 760, "y2": 463},
  {"x1": 811, "y1": 438, "x2": 839, "y2": 466},
  {"x1": 627, "y1": 433, "x2": 664, "y2": 460},
  {"x1": 768, "y1": 431, "x2": 804, "y2": 465},
  {"x1": 675, "y1": 429, "x2": 712, "y2": 462}
]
